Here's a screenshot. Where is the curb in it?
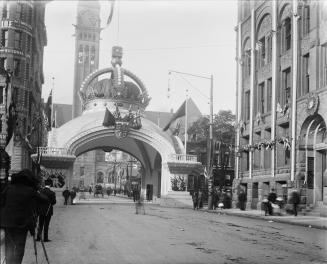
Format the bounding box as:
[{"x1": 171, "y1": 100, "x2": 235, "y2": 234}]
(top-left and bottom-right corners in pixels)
[{"x1": 203, "y1": 209, "x2": 327, "y2": 230}]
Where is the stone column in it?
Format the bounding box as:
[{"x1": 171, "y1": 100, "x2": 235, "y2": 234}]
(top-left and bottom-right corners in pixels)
[
  {"x1": 271, "y1": 0, "x2": 277, "y2": 178},
  {"x1": 258, "y1": 182, "x2": 265, "y2": 209},
  {"x1": 249, "y1": 8, "x2": 256, "y2": 179},
  {"x1": 161, "y1": 162, "x2": 172, "y2": 196},
  {"x1": 246, "y1": 184, "x2": 253, "y2": 209},
  {"x1": 236, "y1": 22, "x2": 242, "y2": 180},
  {"x1": 291, "y1": 0, "x2": 299, "y2": 181}
]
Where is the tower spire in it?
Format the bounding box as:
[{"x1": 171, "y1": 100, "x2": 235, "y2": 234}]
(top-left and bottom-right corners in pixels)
[{"x1": 72, "y1": 0, "x2": 101, "y2": 118}]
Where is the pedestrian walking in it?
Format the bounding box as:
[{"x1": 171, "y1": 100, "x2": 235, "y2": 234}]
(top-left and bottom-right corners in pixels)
[
  {"x1": 62, "y1": 187, "x2": 70, "y2": 205},
  {"x1": 262, "y1": 195, "x2": 269, "y2": 216},
  {"x1": 88, "y1": 186, "x2": 92, "y2": 194},
  {"x1": 290, "y1": 190, "x2": 300, "y2": 216},
  {"x1": 198, "y1": 190, "x2": 203, "y2": 209},
  {"x1": 0, "y1": 169, "x2": 48, "y2": 264},
  {"x1": 213, "y1": 188, "x2": 219, "y2": 210},
  {"x1": 192, "y1": 191, "x2": 199, "y2": 210},
  {"x1": 267, "y1": 188, "x2": 277, "y2": 215},
  {"x1": 238, "y1": 189, "x2": 247, "y2": 210},
  {"x1": 70, "y1": 188, "x2": 76, "y2": 205},
  {"x1": 135, "y1": 190, "x2": 145, "y2": 215},
  {"x1": 37, "y1": 181, "x2": 56, "y2": 242},
  {"x1": 132, "y1": 189, "x2": 138, "y2": 202}
]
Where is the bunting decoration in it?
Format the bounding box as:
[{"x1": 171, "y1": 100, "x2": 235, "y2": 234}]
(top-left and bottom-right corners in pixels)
[
  {"x1": 276, "y1": 102, "x2": 290, "y2": 117},
  {"x1": 238, "y1": 120, "x2": 246, "y2": 135},
  {"x1": 44, "y1": 90, "x2": 52, "y2": 131},
  {"x1": 256, "y1": 112, "x2": 263, "y2": 125},
  {"x1": 106, "y1": 0, "x2": 115, "y2": 26},
  {"x1": 239, "y1": 136, "x2": 291, "y2": 153}
]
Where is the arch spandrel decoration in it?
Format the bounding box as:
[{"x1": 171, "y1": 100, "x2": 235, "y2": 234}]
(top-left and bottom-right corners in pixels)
[
  {"x1": 279, "y1": 3, "x2": 292, "y2": 22},
  {"x1": 257, "y1": 13, "x2": 272, "y2": 39}
]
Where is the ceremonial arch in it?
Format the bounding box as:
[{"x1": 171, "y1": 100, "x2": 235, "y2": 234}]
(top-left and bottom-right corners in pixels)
[{"x1": 32, "y1": 46, "x2": 201, "y2": 205}]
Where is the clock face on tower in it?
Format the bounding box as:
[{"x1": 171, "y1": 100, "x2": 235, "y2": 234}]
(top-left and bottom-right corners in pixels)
[{"x1": 78, "y1": 10, "x2": 99, "y2": 27}]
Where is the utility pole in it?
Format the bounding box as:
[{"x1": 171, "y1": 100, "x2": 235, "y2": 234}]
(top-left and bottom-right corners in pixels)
[
  {"x1": 207, "y1": 75, "x2": 214, "y2": 210},
  {"x1": 168, "y1": 70, "x2": 214, "y2": 209}
]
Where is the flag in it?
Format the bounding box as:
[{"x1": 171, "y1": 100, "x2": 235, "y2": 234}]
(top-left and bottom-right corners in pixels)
[
  {"x1": 6, "y1": 101, "x2": 16, "y2": 146},
  {"x1": 103, "y1": 107, "x2": 116, "y2": 127},
  {"x1": 163, "y1": 100, "x2": 186, "y2": 131},
  {"x1": 5, "y1": 133, "x2": 14, "y2": 157},
  {"x1": 255, "y1": 41, "x2": 262, "y2": 51},
  {"x1": 45, "y1": 90, "x2": 52, "y2": 131},
  {"x1": 203, "y1": 167, "x2": 208, "y2": 179},
  {"x1": 276, "y1": 102, "x2": 283, "y2": 113},
  {"x1": 52, "y1": 109, "x2": 57, "y2": 128},
  {"x1": 107, "y1": 0, "x2": 115, "y2": 26}
]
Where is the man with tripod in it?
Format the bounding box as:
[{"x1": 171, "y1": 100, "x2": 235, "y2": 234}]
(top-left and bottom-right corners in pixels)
[
  {"x1": 0, "y1": 169, "x2": 48, "y2": 264},
  {"x1": 36, "y1": 180, "x2": 56, "y2": 242}
]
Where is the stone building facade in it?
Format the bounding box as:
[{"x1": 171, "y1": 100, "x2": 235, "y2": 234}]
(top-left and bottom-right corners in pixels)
[
  {"x1": 234, "y1": 0, "x2": 327, "y2": 209},
  {"x1": 0, "y1": 1, "x2": 48, "y2": 171}
]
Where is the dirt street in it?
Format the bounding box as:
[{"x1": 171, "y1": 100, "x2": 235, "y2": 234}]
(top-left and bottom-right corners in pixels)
[{"x1": 22, "y1": 198, "x2": 327, "y2": 264}]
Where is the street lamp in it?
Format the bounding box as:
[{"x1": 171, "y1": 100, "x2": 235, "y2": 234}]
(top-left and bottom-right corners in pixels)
[{"x1": 168, "y1": 70, "x2": 214, "y2": 210}]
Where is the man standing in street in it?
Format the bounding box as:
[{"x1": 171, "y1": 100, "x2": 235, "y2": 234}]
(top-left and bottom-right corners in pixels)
[
  {"x1": 0, "y1": 169, "x2": 48, "y2": 264},
  {"x1": 238, "y1": 189, "x2": 247, "y2": 211},
  {"x1": 267, "y1": 188, "x2": 277, "y2": 215},
  {"x1": 70, "y1": 188, "x2": 77, "y2": 204},
  {"x1": 37, "y1": 181, "x2": 56, "y2": 242},
  {"x1": 290, "y1": 190, "x2": 300, "y2": 216},
  {"x1": 62, "y1": 186, "x2": 70, "y2": 205}
]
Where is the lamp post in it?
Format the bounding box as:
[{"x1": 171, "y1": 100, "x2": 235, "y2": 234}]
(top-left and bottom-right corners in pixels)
[{"x1": 168, "y1": 70, "x2": 214, "y2": 210}]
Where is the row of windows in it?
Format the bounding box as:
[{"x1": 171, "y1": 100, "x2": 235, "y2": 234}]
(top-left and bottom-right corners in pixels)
[
  {"x1": 241, "y1": 126, "x2": 290, "y2": 171},
  {"x1": 243, "y1": 66, "x2": 292, "y2": 120},
  {"x1": 0, "y1": 85, "x2": 30, "y2": 111},
  {"x1": 78, "y1": 32, "x2": 96, "y2": 42},
  {"x1": 2, "y1": 1, "x2": 33, "y2": 25},
  {"x1": 243, "y1": 5, "x2": 311, "y2": 75},
  {"x1": 78, "y1": 45, "x2": 96, "y2": 65},
  {"x1": 242, "y1": 44, "x2": 327, "y2": 121},
  {"x1": 0, "y1": 57, "x2": 30, "y2": 78},
  {"x1": 1, "y1": 29, "x2": 32, "y2": 53}
]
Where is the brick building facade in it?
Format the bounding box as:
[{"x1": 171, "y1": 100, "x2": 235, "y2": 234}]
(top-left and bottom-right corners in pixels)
[
  {"x1": 234, "y1": 0, "x2": 327, "y2": 209},
  {"x1": 0, "y1": 1, "x2": 49, "y2": 172}
]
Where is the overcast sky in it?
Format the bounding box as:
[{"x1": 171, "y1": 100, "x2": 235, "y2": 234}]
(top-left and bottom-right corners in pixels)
[{"x1": 43, "y1": 0, "x2": 237, "y2": 115}]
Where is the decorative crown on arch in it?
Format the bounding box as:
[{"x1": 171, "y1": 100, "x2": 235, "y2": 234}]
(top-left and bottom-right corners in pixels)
[{"x1": 79, "y1": 46, "x2": 151, "y2": 111}]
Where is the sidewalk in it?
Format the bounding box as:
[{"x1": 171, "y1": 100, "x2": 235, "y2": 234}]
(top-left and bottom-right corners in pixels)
[{"x1": 203, "y1": 208, "x2": 327, "y2": 230}]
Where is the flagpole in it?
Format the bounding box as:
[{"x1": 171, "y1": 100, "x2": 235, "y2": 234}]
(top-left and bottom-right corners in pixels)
[
  {"x1": 51, "y1": 77, "x2": 55, "y2": 129},
  {"x1": 207, "y1": 74, "x2": 214, "y2": 210},
  {"x1": 184, "y1": 90, "x2": 188, "y2": 155}
]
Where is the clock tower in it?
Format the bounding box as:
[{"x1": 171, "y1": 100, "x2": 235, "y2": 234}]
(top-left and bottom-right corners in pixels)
[{"x1": 72, "y1": 0, "x2": 101, "y2": 118}]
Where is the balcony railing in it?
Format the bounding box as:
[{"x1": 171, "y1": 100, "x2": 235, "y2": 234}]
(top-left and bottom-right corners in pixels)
[
  {"x1": 168, "y1": 154, "x2": 198, "y2": 163},
  {"x1": 38, "y1": 147, "x2": 70, "y2": 157}
]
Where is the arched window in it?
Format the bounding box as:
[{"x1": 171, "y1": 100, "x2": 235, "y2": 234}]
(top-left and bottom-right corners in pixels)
[
  {"x1": 78, "y1": 45, "x2": 83, "y2": 63},
  {"x1": 280, "y1": 5, "x2": 292, "y2": 54},
  {"x1": 84, "y1": 45, "x2": 89, "y2": 64},
  {"x1": 90, "y1": 46, "x2": 95, "y2": 65},
  {"x1": 242, "y1": 38, "x2": 251, "y2": 78},
  {"x1": 256, "y1": 14, "x2": 272, "y2": 68},
  {"x1": 96, "y1": 172, "x2": 104, "y2": 184}
]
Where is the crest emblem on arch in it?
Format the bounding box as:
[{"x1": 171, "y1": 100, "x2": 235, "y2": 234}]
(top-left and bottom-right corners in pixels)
[{"x1": 115, "y1": 122, "x2": 130, "y2": 138}]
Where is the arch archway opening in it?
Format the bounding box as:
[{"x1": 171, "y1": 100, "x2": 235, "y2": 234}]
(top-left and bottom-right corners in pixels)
[{"x1": 70, "y1": 134, "x2": 164, "y2": 202}]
